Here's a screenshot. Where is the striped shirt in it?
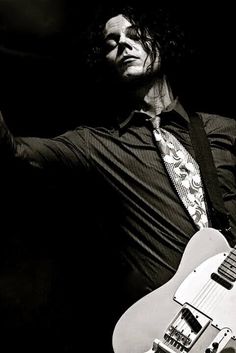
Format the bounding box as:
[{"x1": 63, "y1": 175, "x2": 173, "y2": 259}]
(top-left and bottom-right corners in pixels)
[{"x1": 15, "y1": 103, "x2": 236, "y2": 304}]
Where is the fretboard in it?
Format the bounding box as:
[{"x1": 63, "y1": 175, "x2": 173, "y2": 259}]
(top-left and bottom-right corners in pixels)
[{"x1": 218, "y1": 247, "x2": 236, "y2": 282}]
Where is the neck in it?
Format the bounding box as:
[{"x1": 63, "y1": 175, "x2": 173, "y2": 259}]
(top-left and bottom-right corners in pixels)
[{"x1": 121, "y1": 75, "x2": 174, "y2": 118}]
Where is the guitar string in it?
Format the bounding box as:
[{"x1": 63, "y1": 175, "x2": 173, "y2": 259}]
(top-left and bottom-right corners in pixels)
[
  {"x1": 190, "y1": 282, "x2": 224, "y2": 320},
  {"x1": 171, "y1": 255, "x2": 221, "y2": 336},
  {"x1": 160, "y1": 251, "x2": 235, "y2": 349},
  {"x1": 169, "y1": 286, "x2": 219, "y2": 345},
  {"x1": 173, "y1": 280, "x2": 228, "y2": 345},
  {"x1": 192, "y1": 256, "x2": 234, "y2": 313},
  {"x1": 219, "y1": 248, "x2": 236, "y2": 280},
  {"x1": 164, "y1": 277, "x2": 226, "y2": 346},
  {"x1": 220, "y1": 257, "x2": 236, "y2": 279},
  {"x1": 176, "y1": 281, "x2": 223, "y2": 335},
  {"x1": 170, "y1": 278, "x2": 215, "y2": 335},
  {"x1": 138, "y1": 248, "x2": 236, "y2": 352},
  {"x1": 161, "y1": 279, "x2": 215, "y2": 347},
  {"x1": 192, "y1": 280, "x2": 218, "y2": 308},
  {"x1": 176, "y1": 252, "x2": 231, "y2": 330},
  {"x1": 191, "y1": 249, "x2": 236, "y2": 307},
  {"x1": 161, "y1": 291, "x2": 227, "y2": 352},
  {"x1": 203, "y1": 286, "x2": 226, "y2": 314}
]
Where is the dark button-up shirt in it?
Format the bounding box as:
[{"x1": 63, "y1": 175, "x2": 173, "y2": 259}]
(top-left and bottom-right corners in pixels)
[{"x1": 15, "y1": 103, "x2": 236, "y2": 302}]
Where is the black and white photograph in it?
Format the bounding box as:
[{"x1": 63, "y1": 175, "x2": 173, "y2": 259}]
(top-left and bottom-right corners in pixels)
[{"x1": 0, "y1": 1, "x2": 235, "y2": 352}]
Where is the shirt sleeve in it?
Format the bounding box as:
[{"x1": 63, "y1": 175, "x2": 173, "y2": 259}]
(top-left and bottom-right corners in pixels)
[{"x1": 15, "y1": 127, "x2": 91, "y2": 171}]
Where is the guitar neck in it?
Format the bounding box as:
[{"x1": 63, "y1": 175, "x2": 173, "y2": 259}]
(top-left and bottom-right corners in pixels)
[{"x1": 218, "y1": 247, "x2": 236, "y2": 282}]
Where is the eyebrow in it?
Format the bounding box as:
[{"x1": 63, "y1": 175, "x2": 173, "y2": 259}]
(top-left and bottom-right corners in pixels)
[
  {"x1": 104, "y1": 33, "x2": 119, "y2": 41},
  {"x1": 104, "y1": 25, "x2": 135, "y2": 40}
]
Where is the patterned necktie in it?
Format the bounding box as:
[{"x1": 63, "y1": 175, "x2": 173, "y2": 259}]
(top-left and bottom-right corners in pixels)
[{"x1": 151, "y1": 115, "x2": 208, "y2": 229}]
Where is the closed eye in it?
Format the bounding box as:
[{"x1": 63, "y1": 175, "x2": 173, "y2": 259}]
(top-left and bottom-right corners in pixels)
[
  {"x1": 104, "y1": 34, "x2": 119, "y2": 52},
  {"x1": 105, "y1": 38, "x2": 118, "y2": 51},
  {"x1": 126, "y1": 27, "x2": 140, "y2": 41}
]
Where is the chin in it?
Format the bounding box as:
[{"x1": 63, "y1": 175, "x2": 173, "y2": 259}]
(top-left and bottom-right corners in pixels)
[
  {"x1": 120, "y1": 70, "x2": 144, "y2": 83},
  {"x1": 120, "y1": 72, "x2": 150, "y2": 85}
]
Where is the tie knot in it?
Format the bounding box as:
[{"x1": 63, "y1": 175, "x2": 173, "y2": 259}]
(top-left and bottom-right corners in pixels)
[{"x1": 150, "y1": 115, "x2": 161, "y2": 129}]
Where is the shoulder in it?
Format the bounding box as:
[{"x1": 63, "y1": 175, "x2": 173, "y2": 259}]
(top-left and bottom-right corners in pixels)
[
  {"x1": 197, "y1": 112, "x2": 236, "y2": 133},
  {"x1": 197, "y1": 112, "x2": 236, "y2": 147}
]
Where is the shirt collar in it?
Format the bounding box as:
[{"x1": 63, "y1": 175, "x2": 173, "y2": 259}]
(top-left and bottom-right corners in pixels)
[{"x1": 118, "y1": 98, "x2": 190, "y2": 133}]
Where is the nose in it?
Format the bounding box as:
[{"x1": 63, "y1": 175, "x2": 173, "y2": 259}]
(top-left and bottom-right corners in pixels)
[{"x1": 118, "y1": 33, "x2": 133, "y2": 50}]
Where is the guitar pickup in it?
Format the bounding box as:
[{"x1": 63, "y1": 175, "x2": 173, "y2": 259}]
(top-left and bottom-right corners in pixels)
[
  {"x1": 164, "y1": 303, "x2": 211, "y2": 350},
  {"x1": 181, "y1": 307, "x2": 202, "y2": 333}
]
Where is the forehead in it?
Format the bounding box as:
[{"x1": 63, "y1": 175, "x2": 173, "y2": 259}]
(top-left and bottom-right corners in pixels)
[{"x1": 104, "y1": 14, "x2": 132, "y2": 37}]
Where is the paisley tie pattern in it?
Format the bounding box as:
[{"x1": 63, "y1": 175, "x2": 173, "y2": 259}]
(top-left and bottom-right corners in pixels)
[{"x1": 151, "y1": 116, "x2": 208, "y2": 229}]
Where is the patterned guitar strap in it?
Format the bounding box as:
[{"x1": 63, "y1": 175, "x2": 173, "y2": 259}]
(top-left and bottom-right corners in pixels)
[{"x1": 151, "y1": 115, "x2": 208, "y2": 229}]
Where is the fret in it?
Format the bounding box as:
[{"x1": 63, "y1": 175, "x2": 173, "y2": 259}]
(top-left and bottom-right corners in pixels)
[
  {"x1": 227, "y1": 253, "x2": 236, "y2": 262},
  {"x1": 218, "y1": 250, "x2": 236, "y2": 282},
  {"x1": 225, "y1": 258, "x2": 236, "y2": 269},
  {"x1": 221, "y1": 263, "x2": 236, "y2": 275},
  {"x1": 230, "y1": 251, "x2": 236, "y2": 258},
  {"x1": 218, "y1": 267, "x2": 236, "y2": 282}
]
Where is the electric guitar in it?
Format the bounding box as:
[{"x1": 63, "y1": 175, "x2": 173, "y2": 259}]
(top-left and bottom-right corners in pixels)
[{"x1": 112, "y1": 228, "x2": 236, "y2": 353}]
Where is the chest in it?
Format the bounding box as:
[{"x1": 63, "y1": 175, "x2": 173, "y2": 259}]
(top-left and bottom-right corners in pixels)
[{"x1": 89, "y1": 125, "x2": 235, "y2": 208}]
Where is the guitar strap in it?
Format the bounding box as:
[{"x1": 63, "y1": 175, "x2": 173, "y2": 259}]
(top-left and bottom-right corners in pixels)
[{"x1": 188, "y1": 112, "x2": 234, "y2": 244}]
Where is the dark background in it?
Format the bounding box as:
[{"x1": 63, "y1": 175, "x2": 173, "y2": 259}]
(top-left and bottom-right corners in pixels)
[
  {"x1": 0, "y1": 1, "x2": 235, "y2": 352},
  {"x1": 0, "y1": 0, "x2": 236, "y2": 136}
]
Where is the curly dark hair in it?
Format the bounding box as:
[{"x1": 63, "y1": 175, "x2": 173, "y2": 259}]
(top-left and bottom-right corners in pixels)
[{"x1": 86, "y1": 2, "x2": 192, "y2": 89}]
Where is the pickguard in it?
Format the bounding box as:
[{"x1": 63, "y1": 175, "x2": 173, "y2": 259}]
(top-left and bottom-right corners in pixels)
[{"x1": 174, "y1": 252, "x2": 236, "y2": 336}]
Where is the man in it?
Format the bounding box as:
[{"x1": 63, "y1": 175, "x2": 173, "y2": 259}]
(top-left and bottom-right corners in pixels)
[{"x1": 0, "y1": 4, "x2": 236, "y2": 353}]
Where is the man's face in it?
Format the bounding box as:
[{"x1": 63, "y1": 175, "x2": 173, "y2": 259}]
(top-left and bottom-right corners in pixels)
[{"x1": 103, "y1": 14, "x2": 160, "y2": 82}]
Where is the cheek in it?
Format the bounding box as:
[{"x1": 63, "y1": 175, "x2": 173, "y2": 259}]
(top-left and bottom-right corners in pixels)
[
  {"x1": 139, "y1": 53, "x2": 152, "y2": 70},
  {"x1": 105, "y1": 50, "x2": 117, "y2": 65},
  {"x1": 143, "y1": 52, "x2": 160, "y2": 72}
]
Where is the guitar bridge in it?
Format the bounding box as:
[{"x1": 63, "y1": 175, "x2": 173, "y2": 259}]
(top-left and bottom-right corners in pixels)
[{"x1": 164, "y1": 303, "x2": 211, "y2": 350}]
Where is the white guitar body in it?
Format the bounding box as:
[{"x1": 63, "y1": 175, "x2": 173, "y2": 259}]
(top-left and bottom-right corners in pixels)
[{"x1": 112, "y1": 228, "x2": 236, "y2": 353}]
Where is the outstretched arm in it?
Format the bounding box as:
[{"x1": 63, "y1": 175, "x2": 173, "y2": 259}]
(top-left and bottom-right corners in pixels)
[{"x1": 0, "y1": 111, "x2": 90, "y2": 171}]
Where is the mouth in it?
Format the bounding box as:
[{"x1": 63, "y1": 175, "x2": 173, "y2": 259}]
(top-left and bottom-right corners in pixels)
[{"x1": 120, "y1": 55, "x2": 138, "y2": 65}]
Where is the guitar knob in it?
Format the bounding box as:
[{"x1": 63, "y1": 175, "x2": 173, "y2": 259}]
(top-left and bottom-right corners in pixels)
[
  {"x1": 205, "y1": 342, "x2": 219, "y2": 353},
  {"x1": 212, "y1": 342, "x2": 219, "y2": 350}
]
